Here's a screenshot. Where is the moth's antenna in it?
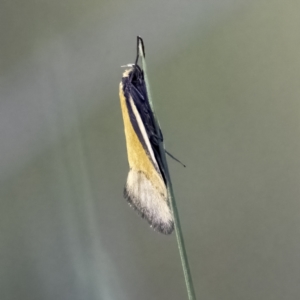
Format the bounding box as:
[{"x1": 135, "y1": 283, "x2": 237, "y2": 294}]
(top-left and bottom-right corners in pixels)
[
  {"x1": 137, "y1": 36, "x2": 145, "y2": 57},
  {"x1": 130, "y1": 36, "x2": 145, "y2": 82},
  {"x1": 134, "y1": 37, "x2": 139, "y2": 66},
  {"x1": 165, "y1": 150, "x2": 186, "y2": 168},
  {"x1": 134, "y1": 36, "x2": 145, "y2": 65}
]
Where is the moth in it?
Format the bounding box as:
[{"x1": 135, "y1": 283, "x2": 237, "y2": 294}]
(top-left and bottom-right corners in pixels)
[{"x1": 119, "y1": 37, "x2": 174, "y2": 234}]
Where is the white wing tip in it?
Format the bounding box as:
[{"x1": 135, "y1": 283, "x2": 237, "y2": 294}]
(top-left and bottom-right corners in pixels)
[{"x1": 124, "y1": 169, "x2": 174, "y2": 234}]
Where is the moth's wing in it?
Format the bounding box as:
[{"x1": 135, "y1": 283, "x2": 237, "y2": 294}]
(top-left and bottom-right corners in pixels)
[
  {"x1": 121, "y1": 87, "x2": 173, "y2": 234},
  {"x1": 124, "y1": 168, "x2": 174, "y2": 234},
  {"x1": 129, "y1": 81, "x2": 166, "y2": 182}
]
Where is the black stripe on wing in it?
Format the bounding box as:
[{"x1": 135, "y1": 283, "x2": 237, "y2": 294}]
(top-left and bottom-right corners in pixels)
[{"x1": 122, "y1": 66, "x2": 166, "y2": 183}]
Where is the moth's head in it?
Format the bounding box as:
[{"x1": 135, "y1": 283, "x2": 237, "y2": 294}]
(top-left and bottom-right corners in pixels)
[
  {"x1": 121, "y1": 63, "x2": 143, "y2": 80},
  {"x1": 121, "y1": 63, "x2": 135, "y2": 78},
  {"x1": 122, "y1": 68, "x2": 132, "y2": 78}
]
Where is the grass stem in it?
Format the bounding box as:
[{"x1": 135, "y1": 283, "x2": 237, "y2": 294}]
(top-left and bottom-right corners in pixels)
[{"x1": 138, "y1": 38, "x2": 197, "y2": 300}]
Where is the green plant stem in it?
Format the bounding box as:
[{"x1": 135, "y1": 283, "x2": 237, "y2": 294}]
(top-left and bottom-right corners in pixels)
[{"x1": 139, "y1": 41, "x2": 197, "y2": 300}]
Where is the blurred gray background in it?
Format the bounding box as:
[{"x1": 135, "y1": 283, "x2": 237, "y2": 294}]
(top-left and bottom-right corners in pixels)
[{"x1": 1, "y1": 1, "x2": 300, "y2": 299}]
